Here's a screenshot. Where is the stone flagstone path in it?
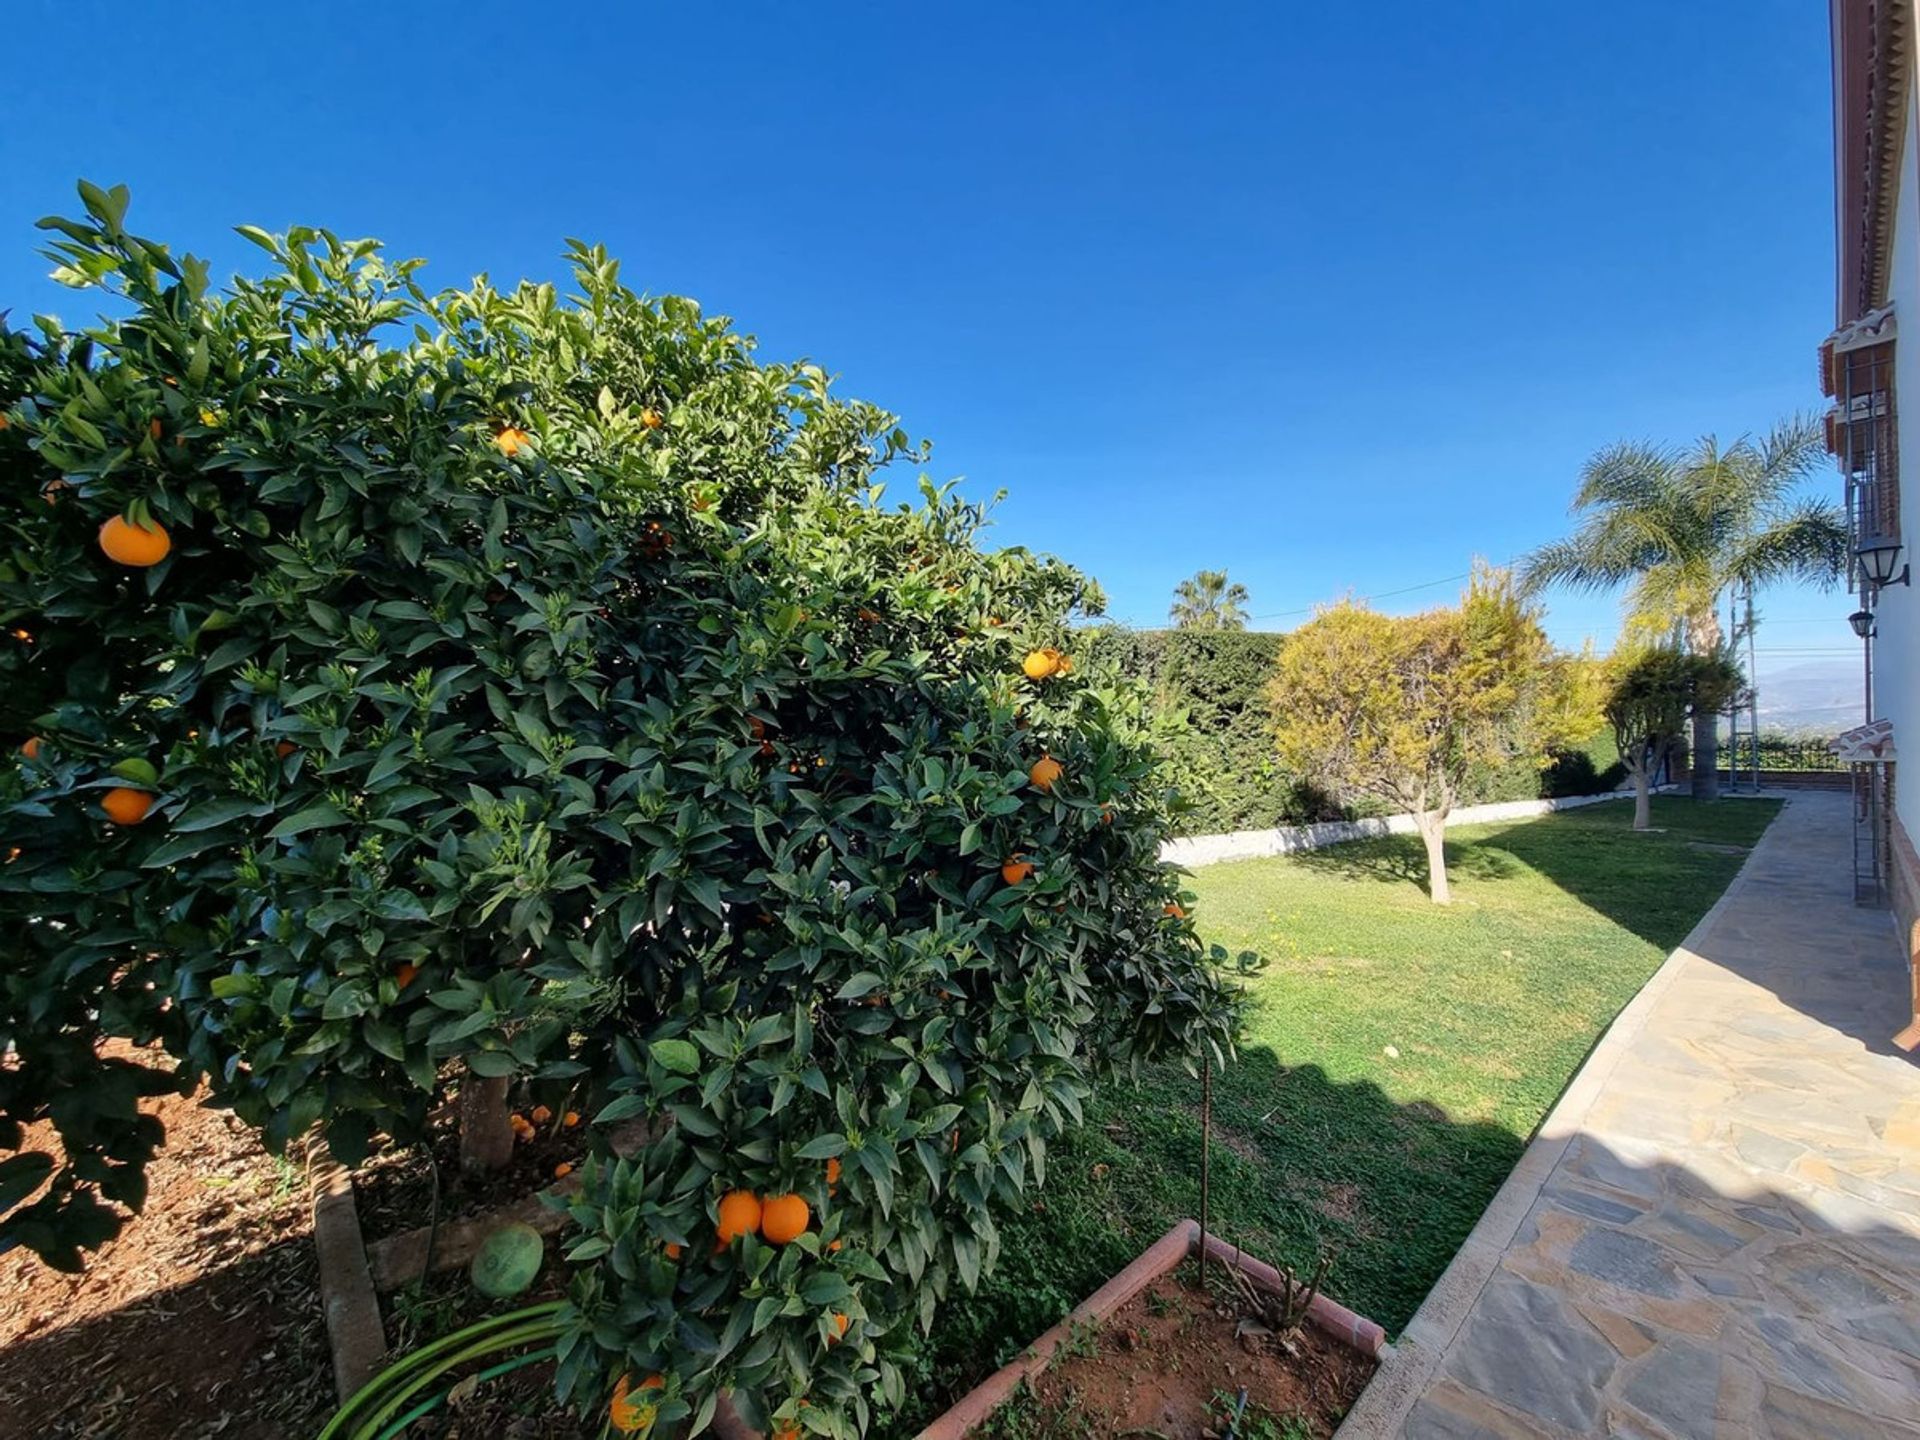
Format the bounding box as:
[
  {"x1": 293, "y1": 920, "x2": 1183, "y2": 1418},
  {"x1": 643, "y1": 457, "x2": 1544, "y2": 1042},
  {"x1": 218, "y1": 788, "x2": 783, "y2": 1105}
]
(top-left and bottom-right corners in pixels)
[{"x1": 1339, "y1": 792, "x2": 1920, "y2": 1440}]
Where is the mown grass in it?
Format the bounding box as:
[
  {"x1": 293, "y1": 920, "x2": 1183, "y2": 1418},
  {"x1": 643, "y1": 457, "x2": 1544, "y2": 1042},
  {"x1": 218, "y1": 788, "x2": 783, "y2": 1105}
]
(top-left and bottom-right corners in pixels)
[{"x1": 883, "y1": 795, "x2": 1781, "y2": 1432}]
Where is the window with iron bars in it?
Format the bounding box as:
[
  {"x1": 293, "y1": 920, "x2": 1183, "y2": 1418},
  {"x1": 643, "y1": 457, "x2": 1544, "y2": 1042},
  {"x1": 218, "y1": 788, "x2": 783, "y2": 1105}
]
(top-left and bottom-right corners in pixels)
[{"x1": 1830, "y1": 339, "x2": 1898, "y2": 594}]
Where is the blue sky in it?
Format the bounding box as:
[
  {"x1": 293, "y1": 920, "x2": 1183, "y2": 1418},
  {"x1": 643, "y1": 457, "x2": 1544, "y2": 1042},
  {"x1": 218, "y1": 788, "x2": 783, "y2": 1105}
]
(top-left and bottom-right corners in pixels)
[{"x1": 0, "y1": 0, "x2": 1854, "y2": 684}]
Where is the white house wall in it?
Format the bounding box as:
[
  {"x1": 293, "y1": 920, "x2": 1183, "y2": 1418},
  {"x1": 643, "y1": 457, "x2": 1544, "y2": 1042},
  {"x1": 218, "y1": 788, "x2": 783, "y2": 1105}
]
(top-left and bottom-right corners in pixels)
[{"x1": 1885, "y1": 71, "x2": 1920, "y2": 849}]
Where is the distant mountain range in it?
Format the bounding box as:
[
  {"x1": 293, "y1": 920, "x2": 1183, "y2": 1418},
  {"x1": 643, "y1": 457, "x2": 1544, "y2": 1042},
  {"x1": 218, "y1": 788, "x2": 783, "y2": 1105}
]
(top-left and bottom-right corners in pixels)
[{"x1": 1749, "y1": 658, "x2": 1864, "y2": 737}]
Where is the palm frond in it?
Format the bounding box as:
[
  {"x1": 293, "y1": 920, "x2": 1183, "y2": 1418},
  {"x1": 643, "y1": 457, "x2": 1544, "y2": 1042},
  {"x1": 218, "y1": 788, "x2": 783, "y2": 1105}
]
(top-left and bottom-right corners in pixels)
[{"x1": 1725, "y1": 496, "x2": 1850, "y2": 589}]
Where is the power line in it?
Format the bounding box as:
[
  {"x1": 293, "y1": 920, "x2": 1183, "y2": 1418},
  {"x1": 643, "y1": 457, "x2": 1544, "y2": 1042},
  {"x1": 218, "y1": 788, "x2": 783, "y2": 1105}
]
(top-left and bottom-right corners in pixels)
[{"x1": 1246, "y1": 566, "x2": 1486, "y2": 623}]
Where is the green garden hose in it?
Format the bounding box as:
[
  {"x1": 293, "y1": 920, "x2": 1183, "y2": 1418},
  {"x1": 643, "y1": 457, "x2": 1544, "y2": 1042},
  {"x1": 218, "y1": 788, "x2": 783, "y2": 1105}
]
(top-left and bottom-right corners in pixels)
[
  {"x1": 314, "y1": 1301, "x2": 566, "y2": 1440},
  {"x1": 372, "y1": 1347, "x2": 557, "y2": 1440}
]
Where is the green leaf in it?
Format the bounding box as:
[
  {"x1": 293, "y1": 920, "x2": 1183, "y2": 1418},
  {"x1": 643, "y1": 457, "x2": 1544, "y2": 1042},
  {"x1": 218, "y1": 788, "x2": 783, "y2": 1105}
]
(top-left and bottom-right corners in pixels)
[
  {"x1": 594, "y1": 1094, "x2": 650, "y2": 1125},
  {"x1": 173, "y1": 797, "x2": 269, "y2": 833},
  {"x1": 268, "y1": 802, "x2": 348, "y2": 839},
  {"x1": 835, "y1": 972, "x2": 884, "y2": 1001},
  {"x1": 650, "y1": 1039, "x2": 701, "y2": 1076},
  {"x1": 795, "y1": 1133, "x2": 847, "y2": 1160},
  {"x1": 209, "y1": 973, "x2": 260, "y2": 1001}
]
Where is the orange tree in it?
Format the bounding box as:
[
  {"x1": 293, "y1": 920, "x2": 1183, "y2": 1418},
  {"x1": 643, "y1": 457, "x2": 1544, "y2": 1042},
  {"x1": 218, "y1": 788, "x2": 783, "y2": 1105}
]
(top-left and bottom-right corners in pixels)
[{"x1": 0, "y1": 185, "x2": 1239, "y2": 1432}]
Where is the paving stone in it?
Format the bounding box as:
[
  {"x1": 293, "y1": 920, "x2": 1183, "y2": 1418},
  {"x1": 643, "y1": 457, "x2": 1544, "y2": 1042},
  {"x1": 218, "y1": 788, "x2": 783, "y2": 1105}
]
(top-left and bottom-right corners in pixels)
[
  {"x1": 1573, "y1": 1302, "x2": 1656, "y2": 1359},
  {"x1": 1401, "y1": 1389, "x2": 1553, "y2": 1440},
  {"x1": 1687, "y1": 1269, "x2": 1756, "y2": 1299},
  {"x1": 1843, "y1": 1306, "x2": 1920, "y2": 1359},
  {"x1": 1442, "y1": 1275, "x2": 1616, "y2": 1432},
  {"x1": 1617, "y1": 1337, "x2": 1722, "y2": 1439},
  {"x1": 1744, "y1": 1314, "x2": 1868, "y2": 1408},
  {"x1": 1378, "y1": 798, "x2": 1920, "y2": 1440},
  {"x1": 1730, "y1": 1126, "x2": 1808, "y2": 1175},
  {"x1": 1732, "y1": 1202, "x2": 1800, "y2": 1233},
  {"x1": 1567, "y1": 1227, "x2": 1685, "y2": 1299},
  {"x1": 1546, "y1": 1186, "x2": 1645, "y2": 1226},
  {"x1": 1759, "y1": 1380, "x2": 1920, "y2": 1439}
]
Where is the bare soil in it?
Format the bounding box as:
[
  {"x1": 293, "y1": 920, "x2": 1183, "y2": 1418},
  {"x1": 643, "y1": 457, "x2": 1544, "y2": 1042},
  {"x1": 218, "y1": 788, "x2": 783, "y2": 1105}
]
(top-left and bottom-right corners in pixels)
[
  {"x1": 0, "y1": 1074, "x2": 333, "y2": 1439},
  {"x1": 355, "y1": 1101, "x2": 587, "y2": 1245},
  {"x1": 985, "y1": 1267, "x2": 1374, "y2": 1439}
]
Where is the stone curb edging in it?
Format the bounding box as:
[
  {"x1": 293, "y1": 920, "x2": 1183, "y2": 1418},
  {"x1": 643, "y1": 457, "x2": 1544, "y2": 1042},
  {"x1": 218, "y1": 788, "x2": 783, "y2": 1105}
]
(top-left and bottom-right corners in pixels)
[
  {"x1": 912, "y1": 1218, "x2": 1387, "y2": 1440},
  {"x1": 1329, "y1": 796, "x2": 1793, "y2": 1439},
  {"x1": 309, "y1": 1134, "x2": 389, "y2": 1404},
  {"x1": 1160, "y1": 788, "x2": 1660, "y2": 869}
]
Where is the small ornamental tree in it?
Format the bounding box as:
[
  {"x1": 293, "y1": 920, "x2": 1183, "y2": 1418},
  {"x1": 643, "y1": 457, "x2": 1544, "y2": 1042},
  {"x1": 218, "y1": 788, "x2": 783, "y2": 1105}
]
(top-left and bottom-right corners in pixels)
[
  {"x1": 1604, "y1": 648, "x2": 1743, "y2": 830},
  {"x1": 1268, "y1": 567, "x2": 1583, "y2": 904},
  {"x1": 0, "y1": 186, "x2": 1239, "y2": 1432}
]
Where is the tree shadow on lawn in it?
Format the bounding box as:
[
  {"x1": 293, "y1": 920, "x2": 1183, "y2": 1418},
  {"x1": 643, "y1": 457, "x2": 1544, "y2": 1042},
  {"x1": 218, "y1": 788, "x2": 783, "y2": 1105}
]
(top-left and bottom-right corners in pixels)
[
  {"x1": 1284, "y1": 795, "x2": 1779, "y2": 957},
  {"x1": 1282, "y1": 830, "x2": 1524, "y2": 892},
  {"x1": 1484, "y1": 794, "x2": 1918, "y2": 1060}
]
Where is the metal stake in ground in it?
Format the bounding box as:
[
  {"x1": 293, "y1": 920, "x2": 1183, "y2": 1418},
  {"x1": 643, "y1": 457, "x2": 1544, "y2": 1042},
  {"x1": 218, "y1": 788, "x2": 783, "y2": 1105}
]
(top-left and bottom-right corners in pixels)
[{"x1": 1199, "y1": 1060, "x2": 1212, "y2": 1293}]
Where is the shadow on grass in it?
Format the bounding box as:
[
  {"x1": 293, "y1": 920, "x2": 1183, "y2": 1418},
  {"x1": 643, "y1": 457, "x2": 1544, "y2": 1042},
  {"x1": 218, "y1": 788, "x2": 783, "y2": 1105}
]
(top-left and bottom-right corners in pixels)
[
  {"x1": 883, "y1": 1048, "x2": 1522, "y2": 1435},
  {"x1": 889, "y1": 1046, "x2": 1920, "y2": 1438},
  {"x1": 1282, "y1": 795, "x2": 1782, "y2": 956}
]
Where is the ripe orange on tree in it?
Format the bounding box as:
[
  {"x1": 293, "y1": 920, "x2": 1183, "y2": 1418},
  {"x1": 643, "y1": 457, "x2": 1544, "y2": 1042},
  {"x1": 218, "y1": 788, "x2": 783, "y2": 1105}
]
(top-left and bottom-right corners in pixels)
[
  {"x1": 1028, "y1": 754, "x2": 1063, "y2": 791},
  {"x1": 640, "y1": 406, "x2": 664, "y2": 429},
  {"x1": 759, "y1": 1193, "x2": 809, "y2": 1244},
  {"x1": 1163, "y1": 902, "x2": 1187, "y2": 919},
  {"x1": 609, "y1": 1374, "x2": 665, "y2": 1434},
  {"x1": 19, "y1": 737, "x2": 40, "y2": 761},
  {"x1": 824, "y1": 1156, "x2": 841, "y2": 1191},
  {"x1": 97, "y1": 515, "x2": 171, "y2": 567},
  {"x1": 1001, "y1": 855, "x2": 1034, "y2": 886},
  {"x1": 716, "y1": 1189, "x2": 762, "y2": 1244},
  {"x1": 493, "y1": 425, "x2": 531, "y2": 456},
  {"x1": 101, "y1": 788, "x2": 155, "y2": 825},
  {"x1": 393, "y1": 962, "x2": 420, "y2": 989},
  {"x1": 828, "y1": 1312, "x2": 850, "y2": 1344},
  {"x1": 1021, "y1": 649, "x2": 1059, "y2": 681}
]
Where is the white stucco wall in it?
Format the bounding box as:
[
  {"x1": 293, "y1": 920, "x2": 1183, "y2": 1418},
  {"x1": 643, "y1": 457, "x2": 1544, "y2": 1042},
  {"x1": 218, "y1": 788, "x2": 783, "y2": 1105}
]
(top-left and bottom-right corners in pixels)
[
  {"x1": 1159, "y1": 789, "x2": 1639, "y2": 868},
  {"x1": 1881, "y1": 72, "x2": 1920, "y2": 850}
]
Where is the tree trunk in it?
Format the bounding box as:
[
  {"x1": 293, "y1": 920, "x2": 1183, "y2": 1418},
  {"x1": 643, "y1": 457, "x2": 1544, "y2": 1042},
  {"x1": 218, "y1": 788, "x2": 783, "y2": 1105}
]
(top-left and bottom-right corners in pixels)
[
  {"x1": 458, "y1": 1067, "x2": 514, "y2": 1173},
  {"x1": 1415, "y1": 809, "x2": 1451, "y2": 905},
  {"x1": 1632, "y1": 770, "x2": 1652, "y2": 831},
  {"x1": 1690, "y1": 708, "x2": 1719, "y2": 803}
]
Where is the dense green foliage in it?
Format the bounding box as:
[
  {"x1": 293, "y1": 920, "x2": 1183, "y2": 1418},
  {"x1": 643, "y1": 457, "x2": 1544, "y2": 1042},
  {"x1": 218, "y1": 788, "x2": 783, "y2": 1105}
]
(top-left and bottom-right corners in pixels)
[
  {"x1": 0, "y1": 185, "x2": 1239, "y2": 1435},
  {"x1": 882, "y1": 796, "x2": 1781, "y2": 1433},
  {"x1": 1084, "y1": 626, "x2": 1619, "y2": 835}
]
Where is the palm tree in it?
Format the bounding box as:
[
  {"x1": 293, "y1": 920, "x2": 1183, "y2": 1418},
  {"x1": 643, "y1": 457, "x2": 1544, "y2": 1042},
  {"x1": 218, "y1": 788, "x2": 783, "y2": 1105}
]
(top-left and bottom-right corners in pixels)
[
  {"x1": 1521, "y1": 415, "x2": 1847, "y2": 800},
  {"x1": 1170, "y1": 569, "x2": 1251, "y2": 630}
]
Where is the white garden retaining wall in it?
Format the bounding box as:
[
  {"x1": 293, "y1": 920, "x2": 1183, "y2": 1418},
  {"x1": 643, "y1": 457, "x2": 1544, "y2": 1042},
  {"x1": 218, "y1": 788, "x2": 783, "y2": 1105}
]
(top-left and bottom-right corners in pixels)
[{"x1": 1159, "y1": 789, "x2": 1640, "y2": 869}]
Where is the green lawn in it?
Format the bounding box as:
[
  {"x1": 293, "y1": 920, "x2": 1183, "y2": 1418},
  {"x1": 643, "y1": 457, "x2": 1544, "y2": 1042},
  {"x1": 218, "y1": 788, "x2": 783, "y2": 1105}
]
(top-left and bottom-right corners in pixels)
[{"x1": 884, "y1": 795, "x2": 1781, "y2": 1432}]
